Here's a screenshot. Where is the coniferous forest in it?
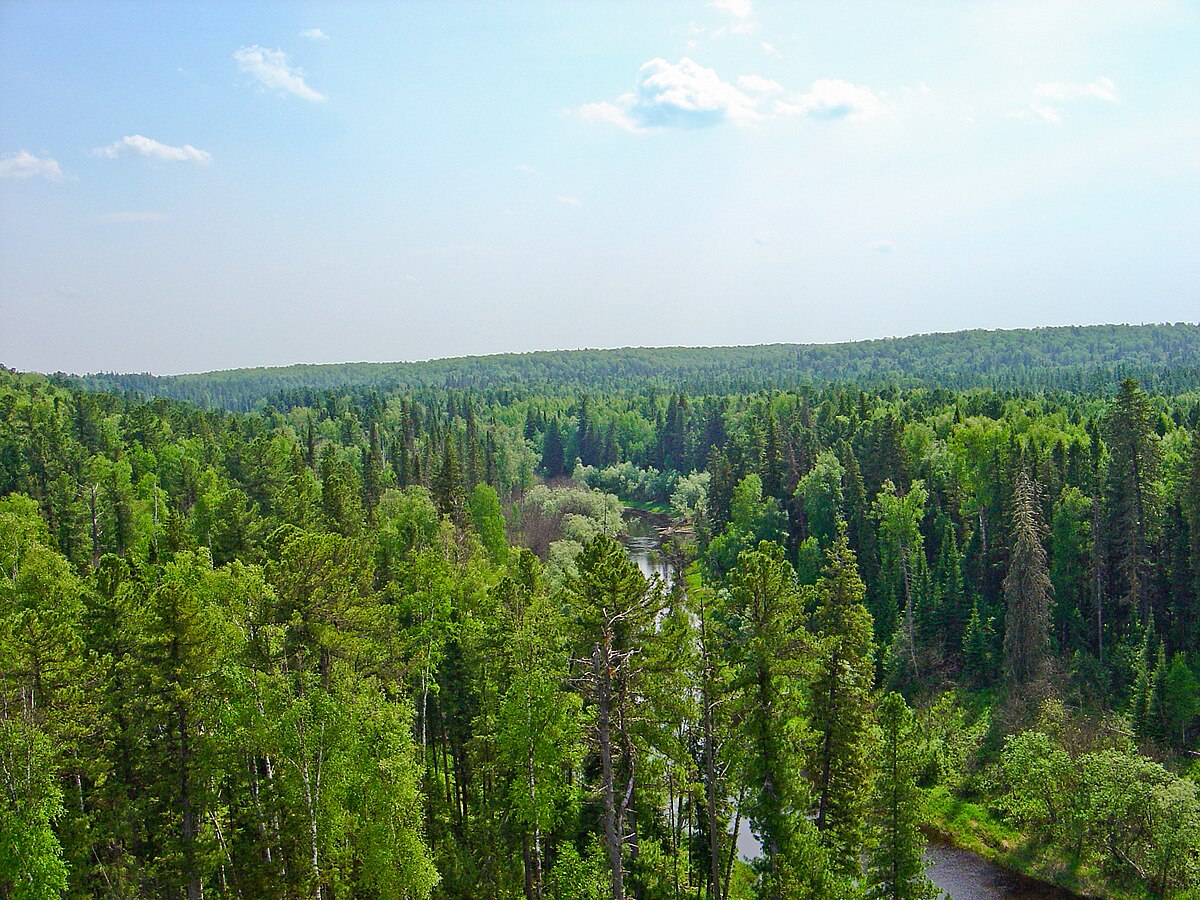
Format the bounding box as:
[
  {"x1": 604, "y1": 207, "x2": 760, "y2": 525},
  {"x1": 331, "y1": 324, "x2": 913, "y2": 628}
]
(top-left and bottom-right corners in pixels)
[{"x1": 3, "y1": 324, "x2": 1200, "y2": 899}]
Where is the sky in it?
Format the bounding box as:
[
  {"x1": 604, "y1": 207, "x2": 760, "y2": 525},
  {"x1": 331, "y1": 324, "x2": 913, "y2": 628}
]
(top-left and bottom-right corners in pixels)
[{"x1": 1, "y1": 1, "x2": 1198, "y2": 375}]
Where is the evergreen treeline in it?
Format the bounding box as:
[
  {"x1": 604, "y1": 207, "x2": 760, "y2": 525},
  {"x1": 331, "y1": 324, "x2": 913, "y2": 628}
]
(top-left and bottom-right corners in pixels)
[
  {"x1": 2, "y1": 355, "x2": 1200, "y2": 899},
  {"x1": 65, "y1": 322, "x2": 1200, "y2": 411}
]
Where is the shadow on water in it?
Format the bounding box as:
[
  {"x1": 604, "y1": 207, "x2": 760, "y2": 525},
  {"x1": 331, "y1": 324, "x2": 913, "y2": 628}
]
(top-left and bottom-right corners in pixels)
[{"x1": 925, "y1": 841, "x2": 1080, "y2": 899}]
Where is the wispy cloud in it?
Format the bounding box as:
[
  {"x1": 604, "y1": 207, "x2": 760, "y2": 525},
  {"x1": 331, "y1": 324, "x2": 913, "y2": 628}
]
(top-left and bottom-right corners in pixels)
[
  {"x1": 760, "y1": 41, "x2": 782, "y2": 58},
  {"x1": 581, "y1": 58, "x2": 759, "y2": 131},
  {"x1": 234, "y1": 45, "x2": 326, "y2": 102},
  {"x1": 99, "y1": 211, "x2": 170, "y2": 223},
  {"x1": 1013, "y1": 76, "x2": 1117, "y2": 124},
  {"x1": 0, "y1": 150, "x2": 64, "y2": 180},
  {"x1": 517, "y1": 163, "x2": 539, "y2": 175},
  {"x1": 776, "y1": 79, "x2": 884, "y2": 121},
  {"x1": 711, "y1": 0, "x2": 756, "y2": 33},
  {"x1": 94, "y1": 135, "x2": 212, "y2": 164},
  {"x1": 737, "y1": 74, "x2": 783, "y2": 95},
  {"x1": 1035, "y1": 76, "x2": 1118, "y2": 104},
  {"x1": 868, "y1": 239, "x2": 895, "y2": 253},
  {"x1": 556, "y1": 195, "x2": 582, "y2": 206},
  {"x1": 300, "y1": 28, "x2": 329, "y2": 42}
]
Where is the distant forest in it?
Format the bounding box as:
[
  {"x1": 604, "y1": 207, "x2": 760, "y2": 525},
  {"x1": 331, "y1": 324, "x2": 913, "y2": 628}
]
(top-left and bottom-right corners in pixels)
[
  {"x1": 3, "y1": 323, "x2": 1200, "y2": 899},
  {"x1": 66, "y1": 322, "x2": 1200, "y2": 410}
]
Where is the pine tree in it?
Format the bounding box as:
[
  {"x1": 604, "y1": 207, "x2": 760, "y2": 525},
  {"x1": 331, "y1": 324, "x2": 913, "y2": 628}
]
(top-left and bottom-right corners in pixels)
[
  {"x1": 539, "y1": 419, "x2": 566, "y2": 480},
  {"x1": 761, "y1": 410, "x2": 785, "y2": 501},
  {"x1": 807, "y1": 528, "x2": 875, "y2": 878},
  {"x1": 433, "y1": 438, "x2": 462, "y2": 520},
  {"x1": 722, "y1": 541, "x2": 825, "y2": 897},
  {"x1": 962, "y1": 598, "x2": 996, "y2": 689},
  {"x1": 1103, "y1": 378, "x2": 1162, "y2": 626},
  {"x1": 866, "y1": 693, "x2": 942, "y2": 900},
  {"x1": 565, "y1": 535, "x2": 659, "y2": 900},
  {"x1": 872, "y1": 480, "x2": 929, "y2": 673},
  {"x1": 361, "y1": 423, "x2": 384, "y2": 521}
]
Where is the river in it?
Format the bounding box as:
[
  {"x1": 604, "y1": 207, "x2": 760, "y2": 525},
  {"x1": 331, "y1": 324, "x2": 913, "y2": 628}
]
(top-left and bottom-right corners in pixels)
[
  {"x1": 621, "y1": 508, "x2": 677, "y2": 585},
  {"x1": 618, "y1": 508, "x2": 1080, "y2": 900},
  {"x1": 924, "y1": 841, "x2": 1078, "y2": 899}
]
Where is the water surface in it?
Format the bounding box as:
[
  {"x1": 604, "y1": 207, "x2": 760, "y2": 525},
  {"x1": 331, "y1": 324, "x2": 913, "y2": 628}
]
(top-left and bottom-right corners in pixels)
[{"x1": 925, "y1": 841, "x2": 1078, "y2": 899}]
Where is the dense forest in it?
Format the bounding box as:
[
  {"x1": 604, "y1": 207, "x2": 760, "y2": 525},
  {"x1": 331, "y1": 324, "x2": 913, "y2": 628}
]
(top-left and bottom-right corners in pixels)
[
  {"x1": 68, "y1": 323, "x2": 1200, "y2": 410},
  {"x1": 3, "y1": 325, "x2": 1200, "y2": 899}
]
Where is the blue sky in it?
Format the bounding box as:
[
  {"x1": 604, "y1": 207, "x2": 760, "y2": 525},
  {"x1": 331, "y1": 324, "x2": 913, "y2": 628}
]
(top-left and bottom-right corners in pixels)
[{"x1": 1, "y1": 1, "x2": 1197, "y2": 374}]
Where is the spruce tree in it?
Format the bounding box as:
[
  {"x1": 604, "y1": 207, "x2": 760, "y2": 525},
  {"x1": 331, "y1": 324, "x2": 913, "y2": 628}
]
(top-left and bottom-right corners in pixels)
[
  {"x1": 1003, "y1": 464, "x2": 1053, "y2": 692},
  {"x1": 807, "y1": 528, "x2": 875, "y2": 878},
  {"x1": 723, "y1": 541, "x2": 828, "y2": 898},
  {"x1": 1103, "y1": 377, "x2": 1162, "y2": 627},
  {"x1": 866, "y1": 693, "x2": 942, "y2": 900},
  {"x1": 433, "y1": 438, "x2": 462, "y2": 520}
]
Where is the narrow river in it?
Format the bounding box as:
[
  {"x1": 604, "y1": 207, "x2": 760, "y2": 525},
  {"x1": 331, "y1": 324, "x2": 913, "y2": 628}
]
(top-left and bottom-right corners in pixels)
[{"x1": 619, "y1": 508, "x2": 1080, "y2": 900}]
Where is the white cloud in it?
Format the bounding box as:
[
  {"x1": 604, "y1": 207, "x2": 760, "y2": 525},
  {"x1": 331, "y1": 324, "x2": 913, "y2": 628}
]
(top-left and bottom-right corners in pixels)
[
  {"x1": 711, "y1": 0, "x2": 756, "y2": 32},
  {"x1": 581, "y1": 58, "x2": 760, "y2": 131},
  {"x1": 1022, "y1": 104, "x2": 1060, "y2": 125},
  {"x1": 234, "y1": 45, "x2": 326, "y2": 102},
  {"x1": 1013, "y1": 76, "x2": 1117, "y2": 125},
  {"x1": 556, "y1": 195, "x2": 582, "y2": 206},
  {"x1": 99, "y1": 211, "x2": 169, "y2": 223},
  {"x1": 517, "y1": 163, "x2": 539, "y2": 175},
  {"x1": 94, "y1": 135, "x2": 212, "y2": 164},
  {"x1": 760, "y1": 41, "x2": 782, "y2": 58},
  {"x1": 300, "y1": 28, "x2": 329, "y2": 42},
  {"x1": 1035, "y1": 76, "x2": 1118, "y2": 104},
  {"x1": 0, "y1": 150, "x2": 63, "y2": 180},
  {"x1": 738, "y1": 74, "x2": 783, "y2": 95},
  {"x1": 776, "y1": 79, "x2": 884, "y2": 121}
]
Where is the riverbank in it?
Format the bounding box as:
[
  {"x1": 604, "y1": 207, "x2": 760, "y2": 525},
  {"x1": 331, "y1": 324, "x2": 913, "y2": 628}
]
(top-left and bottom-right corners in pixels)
[{"x1": 922, "y1": 786, "x2": 1142, "y2": 899}]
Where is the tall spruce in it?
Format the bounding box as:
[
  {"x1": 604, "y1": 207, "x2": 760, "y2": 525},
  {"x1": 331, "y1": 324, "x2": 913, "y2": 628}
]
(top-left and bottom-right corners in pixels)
[
  {"x1": 1003, "y1": 463, "x2": 1053, "y2": 692},
  {"x1": 866, "y1": 693, "x2": 942, "y2": 900},
  {"x1": 807, "y1": 527, "x2": 875, "y2": 878},
  {"x1": 723, "y1": 541, "x2": 830, "y2": 898},
  {"x1": 1103, "y1": 378, "x2": 1162, "y2": 626}
]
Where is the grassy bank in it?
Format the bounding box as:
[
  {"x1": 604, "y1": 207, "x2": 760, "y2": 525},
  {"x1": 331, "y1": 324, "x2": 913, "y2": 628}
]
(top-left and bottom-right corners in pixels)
[
  {"x1": 621, "y1": 499, "x2": 674, "y2": 516},
  {"x1": 922, "y1": 786, "x2": 1144, "y2": 899}
]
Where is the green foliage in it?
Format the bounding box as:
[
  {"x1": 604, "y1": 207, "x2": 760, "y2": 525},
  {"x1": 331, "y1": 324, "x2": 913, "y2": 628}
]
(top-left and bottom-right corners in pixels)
[
  {"x1": 1003, "y1": 465, "x2": 1053, "y2": 694},
  {"x1": 0, "y1": 717, "x2": 68, "y2": 899},
  {"x1": 806, "y1": 531, "x2": 875, "y2": 877},
  {"x1": 6, "y1": 330, "x2": 1200, "y2": 900},
  {"x1": 467, "y1": 482, "x2": 508, "y2": 564},
  {"x1": 798, "y1": 450, "x2": 846, "y2": 549},
  {"x1": 866, "y1": 693, "x2": 943, "y2": 900}
]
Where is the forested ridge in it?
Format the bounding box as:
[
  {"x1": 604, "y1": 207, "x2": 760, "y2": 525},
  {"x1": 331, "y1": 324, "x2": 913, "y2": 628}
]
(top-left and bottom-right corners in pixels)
[
  {"x1": 3, "y1": 336, "x2": 1200, "y2": 898},
  {"x1": 66, "y1": 322, "x2": 1200, "y2": 411}
]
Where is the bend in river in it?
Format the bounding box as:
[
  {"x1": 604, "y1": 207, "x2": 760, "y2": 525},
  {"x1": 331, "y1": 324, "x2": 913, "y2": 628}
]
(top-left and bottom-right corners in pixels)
[{"x1": 619, "y1": 511, "x2": 1081, "y2": 900}]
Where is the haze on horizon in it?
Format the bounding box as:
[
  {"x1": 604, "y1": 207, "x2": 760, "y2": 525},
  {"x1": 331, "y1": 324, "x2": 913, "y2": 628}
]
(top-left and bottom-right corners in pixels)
[{"x1": 2, "y1": 1, "x2": 1198, "y2": 376}]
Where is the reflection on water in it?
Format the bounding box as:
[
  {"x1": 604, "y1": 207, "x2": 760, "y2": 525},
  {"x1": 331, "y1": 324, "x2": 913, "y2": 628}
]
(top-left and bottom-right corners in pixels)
[
  {"x1": 925, "y1": 841, "x2": 1078, "y2": 899},
  {"x1": 621, "y1": 509, "x2": 675, "y2": 586}
]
